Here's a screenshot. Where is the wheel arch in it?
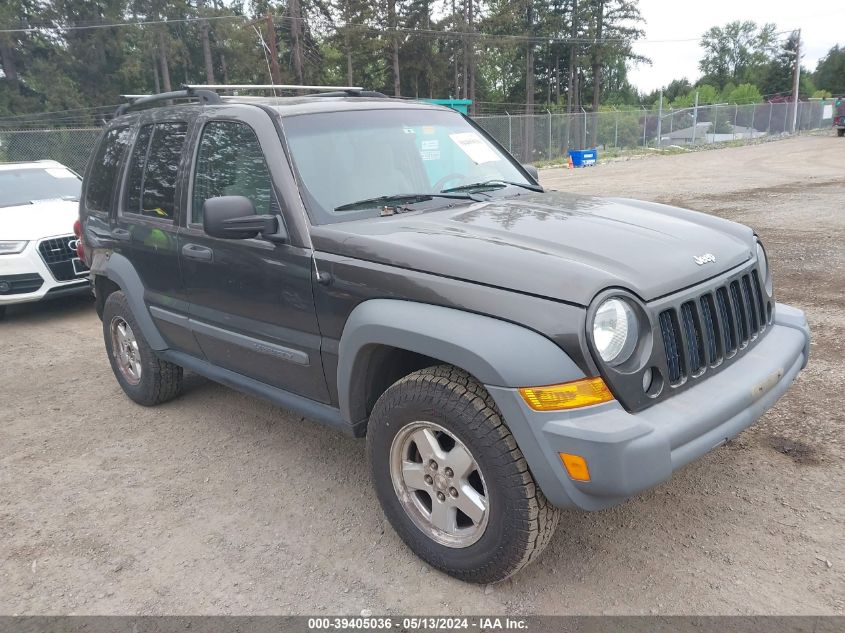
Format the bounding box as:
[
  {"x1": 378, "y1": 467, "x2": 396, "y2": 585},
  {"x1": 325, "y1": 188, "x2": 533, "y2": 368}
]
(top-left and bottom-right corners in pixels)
[
  {"x1": 337, "y1": 299, "x2": 585, "y2": 428},
  {"x1": 90, "y1": 251, "x2": 168, "y2": 350}
]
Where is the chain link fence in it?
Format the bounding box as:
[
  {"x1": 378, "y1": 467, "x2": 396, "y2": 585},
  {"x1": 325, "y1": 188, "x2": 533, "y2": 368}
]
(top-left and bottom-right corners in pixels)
[
  {"x1": 475, "y1": 100, "x2": 835, "y2": 163},
  {"x1": 0, "y1": 127, "x2": 102, "y2": 174},
  {"x1": 0, "y1": 100, "x2": 835, "y2": 171}
]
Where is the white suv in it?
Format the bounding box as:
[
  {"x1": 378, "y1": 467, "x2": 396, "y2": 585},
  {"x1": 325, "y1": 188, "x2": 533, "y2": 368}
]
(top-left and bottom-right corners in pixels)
[{"x1": 0, "y1": 160, "x2": 90, "y2": 318}]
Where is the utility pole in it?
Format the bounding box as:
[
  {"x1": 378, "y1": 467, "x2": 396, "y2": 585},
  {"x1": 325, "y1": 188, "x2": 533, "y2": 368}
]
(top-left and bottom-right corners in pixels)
[
  {"x1": 265, "y1": 11, "x2": 282, "y2": 86},
  {"x1": 791, "y1": 28, "x2": 801, "y2": 134}
]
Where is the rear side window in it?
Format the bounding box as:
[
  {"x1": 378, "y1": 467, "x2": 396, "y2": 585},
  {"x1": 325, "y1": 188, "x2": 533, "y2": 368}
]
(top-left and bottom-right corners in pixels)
[
  {"x1": 124, "y1": 122, "x2": 188, "y2": 221},
  {"x1": 191, "y1": 121, "x2": 274, "y2": 224},
  {"x1": 85, "y1": 127, "x2": 131, "y2": 213}
]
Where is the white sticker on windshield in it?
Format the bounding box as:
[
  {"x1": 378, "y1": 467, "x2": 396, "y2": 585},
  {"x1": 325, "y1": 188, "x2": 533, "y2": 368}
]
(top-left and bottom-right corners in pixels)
[
  {"x1": 45, "y1": 168, "x2": 76, "y2": 179},
  {"x1": 448, "y1": 132, "x2": 500, "y2": 164}
]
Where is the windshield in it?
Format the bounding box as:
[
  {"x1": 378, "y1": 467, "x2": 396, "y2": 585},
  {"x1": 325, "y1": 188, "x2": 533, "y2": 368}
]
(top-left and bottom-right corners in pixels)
[
  {"x1": 281, "y1": 108, "x2": 532, "y2": 224},
  {"x1": 0, "y1": 167, "x2": 81, "y2": 208}
]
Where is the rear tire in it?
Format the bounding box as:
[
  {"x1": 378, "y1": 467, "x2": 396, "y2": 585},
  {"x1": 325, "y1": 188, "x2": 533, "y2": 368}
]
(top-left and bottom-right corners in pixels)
[
  {"x1": 102, "y1": 291, "x2": 183, "y2": 406},
  {"x1": 838, "y1": 128, "x2": 845, "y2": 137},
  {"x1": 367, "y1": 365, "x2": 560, "y2": 583}
]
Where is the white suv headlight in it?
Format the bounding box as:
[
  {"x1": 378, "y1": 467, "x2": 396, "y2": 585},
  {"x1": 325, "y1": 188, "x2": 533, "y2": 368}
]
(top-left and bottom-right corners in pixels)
[
  {"x1": 592, "y1": 297, "x2": 639, "y2": 366},
  {"x1": 0, "y1": 241, "x2": 28, "y2": 255}
]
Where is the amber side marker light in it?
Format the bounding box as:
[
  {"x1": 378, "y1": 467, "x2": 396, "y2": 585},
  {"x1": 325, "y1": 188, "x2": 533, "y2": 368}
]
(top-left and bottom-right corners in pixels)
[
  {"x1": 518, "y1": 377, "x2": 614, "y2": 411},
  {"x1": 560, "y1": 453, "x2": 590, "y2": 481}
]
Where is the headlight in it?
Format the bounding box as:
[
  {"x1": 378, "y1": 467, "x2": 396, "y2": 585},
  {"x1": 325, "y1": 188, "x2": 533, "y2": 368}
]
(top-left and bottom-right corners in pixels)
[
  {"x1": 0, "y1": 240, "x2": 28, "y2": 255},
  {"x1": 592, "y1": 297, "x2": 638, "y2": 366},
  {"x1": 756, "y1": 242, "x2": 772, "y2": 295}
]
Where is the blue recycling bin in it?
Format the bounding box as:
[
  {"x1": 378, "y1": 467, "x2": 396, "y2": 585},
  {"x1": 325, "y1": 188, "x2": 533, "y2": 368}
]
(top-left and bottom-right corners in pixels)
[{"x1": 568, "y1": 148, "x2": 598, "y2": 167}]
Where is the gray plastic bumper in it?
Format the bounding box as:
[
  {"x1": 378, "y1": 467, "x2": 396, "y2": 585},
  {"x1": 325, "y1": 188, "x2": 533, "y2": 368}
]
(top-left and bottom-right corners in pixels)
[{"x1": 486, "y1": 302, "x2": 811, "y2": 511}]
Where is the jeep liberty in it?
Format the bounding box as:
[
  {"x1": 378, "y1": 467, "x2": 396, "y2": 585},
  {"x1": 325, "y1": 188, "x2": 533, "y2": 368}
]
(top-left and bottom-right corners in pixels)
[{"x1": 77, "y1": 86, "x2": 811, "y2": 583}]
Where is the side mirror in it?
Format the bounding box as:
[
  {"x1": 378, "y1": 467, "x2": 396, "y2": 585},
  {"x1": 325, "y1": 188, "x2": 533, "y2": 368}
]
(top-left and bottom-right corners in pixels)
[
  {"x1": 522, "y1": 163, "x2": 539, "y2": 182},
  {"x1": 202, "y1": 196, "x2": 287, "y2": 242}
]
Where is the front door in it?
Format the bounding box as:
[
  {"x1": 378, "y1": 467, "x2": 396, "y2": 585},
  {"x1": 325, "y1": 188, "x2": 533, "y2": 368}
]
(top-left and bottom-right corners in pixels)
[{"x1": 178, "y1": 111, "x2": 329, "y2": 403}]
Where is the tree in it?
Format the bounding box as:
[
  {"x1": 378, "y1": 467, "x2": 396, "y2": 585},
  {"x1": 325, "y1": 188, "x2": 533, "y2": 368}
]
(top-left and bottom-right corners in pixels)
[
  {"x1": 584, "y1": 0, "x2": 644, "y2": 113},
  {"x1": 813, "y1": 45, "x2": 845, "y2": 95},
  {"x1": 699, "y1": 21, "x2": 778, "y2": 88},
  {"x1": 725, "y1": 83, "x2": 763, "y2": 104}
]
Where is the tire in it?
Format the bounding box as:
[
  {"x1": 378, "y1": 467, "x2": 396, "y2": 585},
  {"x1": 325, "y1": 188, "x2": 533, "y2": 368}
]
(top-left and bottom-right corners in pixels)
[
  {"x1": 367, "y1": 365, "x2": 560, "y2": 583},
  {"x1": 838, "y1": 128, "x2": 845, "y2": 137},
  {"x1": 102, "y1": 290, "x2": 183, "y2": 406},
  {"x1": 0, "y1": 306, "x2": 6, "y2": 320}
]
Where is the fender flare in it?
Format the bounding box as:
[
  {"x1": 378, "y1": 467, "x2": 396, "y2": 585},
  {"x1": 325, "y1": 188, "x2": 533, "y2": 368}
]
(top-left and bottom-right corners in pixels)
[
  {"x1": 90, "y1": 251, "x2": 168, "y2": 350},
  {"x1": 337, "y1": 299, "x2": 584, "y2": 423}
]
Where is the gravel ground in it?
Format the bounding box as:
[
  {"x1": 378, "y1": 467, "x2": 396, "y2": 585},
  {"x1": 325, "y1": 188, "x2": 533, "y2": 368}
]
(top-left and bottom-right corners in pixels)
[{"x1": 1, "y1": 134, "x2": 843, "y2": 615}]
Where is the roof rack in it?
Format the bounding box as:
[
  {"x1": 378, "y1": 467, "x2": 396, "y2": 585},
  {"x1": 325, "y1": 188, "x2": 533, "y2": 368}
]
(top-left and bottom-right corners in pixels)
[
  {"x1": 184, "y1": 84, "x2": 365, "y2": 92},
  {"x1": 185, "y1": 84, "x2": 387, "y2": 98},
  {"x1": 115, "y1": 84, "x2": 388, "y2": 117},
  {"x1": 115, "y1": 88, "x2": 221, "y2": 116}
]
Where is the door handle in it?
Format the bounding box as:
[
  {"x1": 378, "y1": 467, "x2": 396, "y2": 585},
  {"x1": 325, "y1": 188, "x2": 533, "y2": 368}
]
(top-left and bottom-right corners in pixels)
[
  {"x1": 181, "y1": 243, "x2": 214, "y2": 262},
  {"x1": 111, "y1": 228, "x2": 130, "y2": 242}
]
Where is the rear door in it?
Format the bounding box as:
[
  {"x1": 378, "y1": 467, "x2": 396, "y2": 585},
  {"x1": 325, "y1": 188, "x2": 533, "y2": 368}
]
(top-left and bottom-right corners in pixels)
[
  {"x1": 178, "y1": 107, "x2": 329, "y2": 402},
  {"x1": 114, "y1": 116, "x2": 201, "y2": 355}
]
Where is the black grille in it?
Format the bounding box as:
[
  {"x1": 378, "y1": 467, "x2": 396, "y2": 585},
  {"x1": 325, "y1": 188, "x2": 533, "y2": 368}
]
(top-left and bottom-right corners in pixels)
[
  {"x1": 658, "y1": 311, "x2": 683, "y2": 383},
  {"x1": 37, "y1": 235, "x2": 81, "y2": 282},
  {"x1": 716, "y1": 287, "x2": 736, "y2": 354},
  {"x1": 729, "y1": 281, "x2": 748, "y2": 344},
  {"x1": 0, "y1": 273, "x2": 44, "y2": 295},
  {"x1": 680, "y1": 301, "x2": 704, "y2": 375},
  {"x1": 657, "y1": 268, "x2": 768, "y2": 386},
  {"x1": 699, "y1": 295, "x2": 719, "y2": 364}
]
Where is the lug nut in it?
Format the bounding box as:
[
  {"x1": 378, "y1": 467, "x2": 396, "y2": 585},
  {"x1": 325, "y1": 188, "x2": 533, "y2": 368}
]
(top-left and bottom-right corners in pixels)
[
  {"x1": 444, "y1": 467, "x2": 454, "y2": 478},
  {"x1": 429, "y1": 460, "x2": 438, "y2": 471},
  {"x1": 424, "y1": 474, "x2": 433, "y2": 485},
  {"x1": 437, "y1": 492, "x2": 446, "y2": 502},
  {"x1": 449, "y1": 487, "x2": 458, "y2": 498}
]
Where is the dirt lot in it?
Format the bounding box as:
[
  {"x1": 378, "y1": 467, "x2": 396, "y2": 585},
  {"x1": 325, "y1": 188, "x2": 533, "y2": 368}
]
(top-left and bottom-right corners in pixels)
[{"x1": 1, "y1": 134, "x2": 843, "y2": 615}]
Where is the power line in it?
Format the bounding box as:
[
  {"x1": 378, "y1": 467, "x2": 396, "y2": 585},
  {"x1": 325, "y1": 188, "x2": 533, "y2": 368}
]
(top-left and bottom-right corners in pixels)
[{"x1": 0, "y1": 14, "x2": 246, "y2": 34}]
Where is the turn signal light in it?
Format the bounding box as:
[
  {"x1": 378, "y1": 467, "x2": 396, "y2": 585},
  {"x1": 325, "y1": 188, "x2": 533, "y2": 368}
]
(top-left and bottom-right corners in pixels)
[
  {"x1": 518, "y1": 377, "x2": 614, "y2": 411},
  {"x1": 560, "y1": 453, "x2": 590, "y2": 481}
]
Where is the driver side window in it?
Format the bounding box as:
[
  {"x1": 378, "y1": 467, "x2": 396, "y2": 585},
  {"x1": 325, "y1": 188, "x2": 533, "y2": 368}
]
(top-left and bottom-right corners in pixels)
[{"x1": 192, "y1": 121, "x2": 274, "y2": 224}]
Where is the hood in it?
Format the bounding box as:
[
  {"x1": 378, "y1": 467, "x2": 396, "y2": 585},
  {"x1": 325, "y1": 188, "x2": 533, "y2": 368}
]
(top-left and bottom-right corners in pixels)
[
  {"x1": 0, "y1": 199, "x2": 80, "y2": 241},
  {"x1": 310, "y1": 191, "x2": 755, "y2": 306}
]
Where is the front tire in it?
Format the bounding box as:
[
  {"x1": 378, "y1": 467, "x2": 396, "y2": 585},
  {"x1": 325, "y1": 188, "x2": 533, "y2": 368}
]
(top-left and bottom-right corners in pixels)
[
  {"x1": 102, "y1": 291, "x2": 183, "y2": 406},
  {"x1": 367, "y1": 365, "x2": 560, "y2": 583},
  {"x1": 838, "y1": 128, "x2": 845, "y2": 137}
]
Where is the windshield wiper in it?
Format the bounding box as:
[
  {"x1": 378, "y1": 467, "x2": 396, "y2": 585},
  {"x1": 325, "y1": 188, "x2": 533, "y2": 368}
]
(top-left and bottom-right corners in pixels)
[
  {"x1": 334, "y1": 192, "x2": 476, "y2": 213},
  {"x1": 442, "y1": 179, "x2": 544, "y2": 194}
]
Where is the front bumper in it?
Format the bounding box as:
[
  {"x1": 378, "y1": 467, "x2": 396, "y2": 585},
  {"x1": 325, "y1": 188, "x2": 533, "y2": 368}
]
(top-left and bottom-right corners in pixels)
[
  {"x1": 487, "y1": 302, "x2": 810, "y2": 511},
  {"x1": 0, "y1": 239, "x2": 90, "y2": 306}
]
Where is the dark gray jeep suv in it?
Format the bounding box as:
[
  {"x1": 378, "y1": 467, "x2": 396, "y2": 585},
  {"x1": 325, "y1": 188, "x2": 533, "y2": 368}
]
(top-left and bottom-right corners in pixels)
[{"x1": 78, "y1": 86, "x2": 810, "y2": 583}]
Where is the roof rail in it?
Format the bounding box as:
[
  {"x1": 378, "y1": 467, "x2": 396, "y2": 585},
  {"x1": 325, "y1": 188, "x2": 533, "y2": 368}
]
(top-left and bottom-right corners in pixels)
[
  {"x1": 184, "y1": 84, "x2": 387, "y2": 97},
  {"x1": 115, "y1": 88, "x2": 221, "y2": 116},
  {"x1": 184, "y1": 84, "x2": 365, "y2": 92}
]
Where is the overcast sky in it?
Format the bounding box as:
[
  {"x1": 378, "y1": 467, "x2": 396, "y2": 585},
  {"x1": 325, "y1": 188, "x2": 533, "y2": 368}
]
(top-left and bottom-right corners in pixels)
[{"x1": 627, "y1": 1, "x2": 841, "y2": 94}]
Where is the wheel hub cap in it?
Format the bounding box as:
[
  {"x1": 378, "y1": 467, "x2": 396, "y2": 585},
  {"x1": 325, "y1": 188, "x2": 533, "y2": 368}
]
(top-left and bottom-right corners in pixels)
[
  {"x1": 389, "y1": 421, "x2": 489, "y2": 548},
  {"x1": 110, "y1": 316, "x2": 142, "y2": 386}
]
